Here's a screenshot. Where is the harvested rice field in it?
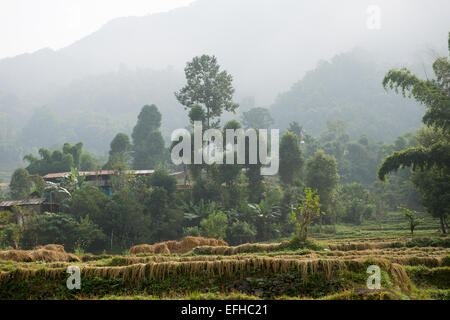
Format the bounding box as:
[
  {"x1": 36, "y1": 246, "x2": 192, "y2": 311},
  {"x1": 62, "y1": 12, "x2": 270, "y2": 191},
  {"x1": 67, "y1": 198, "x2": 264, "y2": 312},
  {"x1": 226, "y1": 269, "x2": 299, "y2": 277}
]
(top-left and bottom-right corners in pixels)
[{"x1": 0, "y1": 236, "x2": 448, "y2": 300}]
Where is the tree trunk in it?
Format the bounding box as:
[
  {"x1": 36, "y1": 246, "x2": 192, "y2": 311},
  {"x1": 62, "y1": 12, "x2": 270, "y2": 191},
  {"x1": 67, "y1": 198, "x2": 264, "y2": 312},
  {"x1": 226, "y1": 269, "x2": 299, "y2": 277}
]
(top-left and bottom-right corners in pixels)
[{"x1": 440, "y1": 216, "x2": 447, "y2": 234}]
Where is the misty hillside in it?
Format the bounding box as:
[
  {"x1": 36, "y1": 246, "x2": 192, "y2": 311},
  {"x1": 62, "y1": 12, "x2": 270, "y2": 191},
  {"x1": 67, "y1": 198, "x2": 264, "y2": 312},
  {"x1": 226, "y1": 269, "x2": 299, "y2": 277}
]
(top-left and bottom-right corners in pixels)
[
  {"x1": 1, "y1": 0, "x2": 449, "y2": 104},
  {"x1": 0, "y1": 0, "x2": 449, "y2": 179},
  {"x1": 270, "y1": 49, "x2": 424, "y2": 141}
]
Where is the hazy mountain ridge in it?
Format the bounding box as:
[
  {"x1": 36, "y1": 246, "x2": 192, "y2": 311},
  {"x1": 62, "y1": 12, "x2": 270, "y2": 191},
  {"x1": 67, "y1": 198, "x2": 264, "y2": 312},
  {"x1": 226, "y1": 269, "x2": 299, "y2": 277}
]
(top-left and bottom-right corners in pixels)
[
  {"x1": 0, "y1": 0, "x2": 449, "y2": 179},
  {"x1": 270, "y1": 49, "x2": 424, "y2": 142}
]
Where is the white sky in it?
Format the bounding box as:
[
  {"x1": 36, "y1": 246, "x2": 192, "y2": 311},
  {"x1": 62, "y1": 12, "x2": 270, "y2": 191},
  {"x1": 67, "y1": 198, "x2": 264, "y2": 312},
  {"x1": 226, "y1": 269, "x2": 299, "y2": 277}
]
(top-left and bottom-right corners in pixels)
[{"x1": 0, "y1": 0, "x2": 196, "y2": 59}]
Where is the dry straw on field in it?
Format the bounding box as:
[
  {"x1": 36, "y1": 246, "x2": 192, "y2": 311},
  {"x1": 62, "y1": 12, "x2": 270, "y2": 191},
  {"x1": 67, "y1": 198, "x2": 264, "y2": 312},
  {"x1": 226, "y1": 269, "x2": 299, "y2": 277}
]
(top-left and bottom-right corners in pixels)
[
  {"x1": 0, "y1": 245, "x2": 80, "y2": 263},
  {"x1": 129, "y1": 237, "x2": 228, "y2": 255},
  {"x1": 328, "y1": 241, "x2": 404, "y2": 251},
  {"x1": 193, "y1": 242, "x2": 286, "y2": 255},
  {"x1": 36, "y1": 244, "x2": 66, "y2": 253}
]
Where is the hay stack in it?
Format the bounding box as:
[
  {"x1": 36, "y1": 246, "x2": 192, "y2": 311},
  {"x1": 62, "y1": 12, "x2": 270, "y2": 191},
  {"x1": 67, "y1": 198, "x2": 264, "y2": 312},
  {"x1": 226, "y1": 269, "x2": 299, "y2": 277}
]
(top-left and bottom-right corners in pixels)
[
  {"x1": 0, "y1": 245, "x2": 80, "y2": 263},
  {"x1": 0, "y1": 250, "x2": 33, "y2": 262},
  {"x1": 129, "y1": 244, "x2": 154, "y2": 255},
  {"x1": 175, "y1": 236, "x2": 228, "y2": 254},
  {"x1": 153, "y1": 243, "x2": 170, "y2": 254},
  {"x1": 36, "y1": 244, "x2": 66, "y2": 253},
  {"x1": 129, "y1": 237, "x2": 229, "y2": 255}
]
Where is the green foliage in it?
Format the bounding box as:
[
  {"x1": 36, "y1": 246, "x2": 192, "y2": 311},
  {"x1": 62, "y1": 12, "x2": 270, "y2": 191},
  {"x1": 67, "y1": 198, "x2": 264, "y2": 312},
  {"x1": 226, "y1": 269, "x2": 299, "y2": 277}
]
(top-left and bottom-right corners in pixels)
[
  {"x1": 192, "y1": 176, "x2": 222, "y2": 203},
  {"x1": 228, "y1": 221, "x2": 257, "y2": 245},
  {"x1": 148, "y1": 169, "x2": 177, "y2": 197},
  {"x1": 305, "y1": 150, "x2": 339, "y2": 218},
  {"x1": 336, "y1": 183, "x2": 374, "y2": 225},
  {"x1": 200, "y1": 210, "x2": 228, "y2": 240},
  {"x1": 248, "y1": 197, "x2": 281, "y2": 242},
  {"x1": 63, "y1": 143, "x2": 83, "y2": 168},
  {"x1": 79, "y1": 153, "x2": 99, "y2": 171},
  {"x1": 132, "y1": 105, "x2": 165, "y2": 170},
  {"x1": 188, "y1": 104, "x2": 206, "y2": 125},
  {"x1": 378, "y1": 34, "x2": 450, "y2": 183},
  {"x1": 405, "y1": 266, "x2": 450, "y2": 289},
  {"x1": 279, "y1": 131, "x2": 304, "y2": 185},
  {"x1": 405, "y1": 237, "x2": 450, "y2": 248},
  {"x1": 175, "y1": 55, "x2": 238, "y2": 128},
  {"x1": 183, "y1": 226, "x2": 202, "y2": 237},
  {"x1": 102, "y1": 188, "x2": 150, "y2": 249},
  {"x1": 105, "y1": 133, "x2": 132, "y2": 169},
  {"x1": 24, "y1": 143, "x2": 88, "y2": 176},
  {"x1": 9, "y1": 168, "x2": 32, "y2": 199},
  {"x1": 20, "y1": 212, "x2": 106, "y2": 252},
  {"x1": 181, "y1": 199, "x2": 218, "y2": 223},
  {"x1": 241, "y1": 107, "x2": 274, "y2": 129},
  {"x1": 399, "y1": 207, "x2": 424, "y2": 237},
  {"x1": 290, "y1": 188, "x2": 322, "y2": 242},
  {"x1": 69, "y1": 185, "x2": 108, "y2": 222}
]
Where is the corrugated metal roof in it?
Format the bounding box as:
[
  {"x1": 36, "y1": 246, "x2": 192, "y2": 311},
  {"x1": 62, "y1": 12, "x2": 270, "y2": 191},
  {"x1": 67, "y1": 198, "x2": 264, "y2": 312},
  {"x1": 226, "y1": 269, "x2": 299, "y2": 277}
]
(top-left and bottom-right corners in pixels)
[
  {"x1": 0, "y1": 198, "x2": 46, "y2": 207},
  {"x1": 43, "y1": 170, "x2": 155, "y2": 179}
]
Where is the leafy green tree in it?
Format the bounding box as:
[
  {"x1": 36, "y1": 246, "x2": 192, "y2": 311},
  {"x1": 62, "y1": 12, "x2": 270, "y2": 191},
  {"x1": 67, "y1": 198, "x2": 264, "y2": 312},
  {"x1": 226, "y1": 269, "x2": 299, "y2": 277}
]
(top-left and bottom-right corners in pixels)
[
  {"x1": 181, "y1": 199, "x2": 219, "y2": 227},
  {"x1": 20, "y1": 212, "x2": 106, "y2": 252},
  {"x1": 148, "y1": 169, "x2": 177, "y2": 198},
  {"x1": 9, "y1": 168, "x2": 32, "y2": 199},
  {"x1": 80, "y1": 153, "x2": 98, "y2": 171},
  {"x1": 145, "y1": 186, "x2": 183, "y2": 242},
  {"x1": 378, "y1": 35, "x2": 450, "y2": 179},
  {"x1": 192, "y1": 176, "x2": 222, "y2": 204},
  {"x1": 337, "y1": 183, "x2": 374, "y2": 225},
  {"x1": 200, "y1": 210, "x2": 228, "y2": 240},
  {"x1": 248, "y1": 198, "x2": 281, "y2": 241},
  {"x1": 105, "y1": 133, "x2": 132, "y2": 169},
  {"x1": 175, "y1": 55, "x2": 239, "y2": 128},
  {"x1": 188, "y1": 104, "x2": 206, "y2": 125},
  {"x1": 378, "y1": 34, "x2": 450, "y2": 233},
  {"x1": 103, "y1": 189, "x2": 149, "y2": 250},
  {"x1": 63, "y1": 143, "x2": 83, "y2": 168},
  {"x1": 24, "y1": 146, "x2": 76, "y2": 176},
  {"x1": 305, "y1": 150, "x2": 339, "y2": 225},
  {"x1": 210, "y1": 120, "x2": 243, "y2": 189},
  {"x1": 290, "y1": 188, "x2": 322, "y2": 242},
  {"x1": 399, "y1": 207, "x2": 423, "y2": 239},
  {"x1": 228, "y1": 221, "x2": 257, "y2": 245},
  {"x1": 241, "y1": 107, "x2": 274, "y2": 129},
  {"x1": 409, "y1": 130, "x2": 450, "y2": 233},
  {"x1": 132, "y1": 105, "x2": 165, "y2": 170},
  {"x1": 29, "y1": 174, "x2": 46, "y2": 196},
  {"x1": 279, "y1": 131, "x2": 304, "y2": 185},
  {"x1": 69, "y1": 185, "x2": 108, "y2": 223}
]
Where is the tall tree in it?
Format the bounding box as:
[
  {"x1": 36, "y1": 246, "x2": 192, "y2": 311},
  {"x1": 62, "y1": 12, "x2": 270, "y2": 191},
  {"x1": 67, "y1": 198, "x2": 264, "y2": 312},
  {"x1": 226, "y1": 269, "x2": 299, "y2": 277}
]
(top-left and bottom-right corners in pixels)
[
  {"x1": 105, "y1": 133, "x2": 132, "y2": 169},
  {"x1": 305, "y1": 150, "x2": 339, "y2": 223},
  {"x1": 378, "y1": 33, "x2": 450, "y2": 233},
  {"x1": 132, "y1": 105, "x2": 165, "y2": 170},
  {"x1": 9, "y1": 168, "x2": 32, "y2": 199},
  {"x1": 63, "y1": 143, "x2": 83, "y2": 169},
  {"x1": 279, "y1": 131, "x2": 304, "y2": 185},
  {"x1": 175, "y1": 55, "x2": 239, "y2": 128},
  {"x1": 378, "y1": 34, "x2": 450, "y2": 179}
]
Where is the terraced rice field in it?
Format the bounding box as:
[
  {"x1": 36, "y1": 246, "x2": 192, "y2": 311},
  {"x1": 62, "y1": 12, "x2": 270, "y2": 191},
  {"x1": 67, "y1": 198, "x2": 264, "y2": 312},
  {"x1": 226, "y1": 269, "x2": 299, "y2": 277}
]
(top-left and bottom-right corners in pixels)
[{"x1": 0, "y1": 237, "x2": 448, "y2": 300}]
